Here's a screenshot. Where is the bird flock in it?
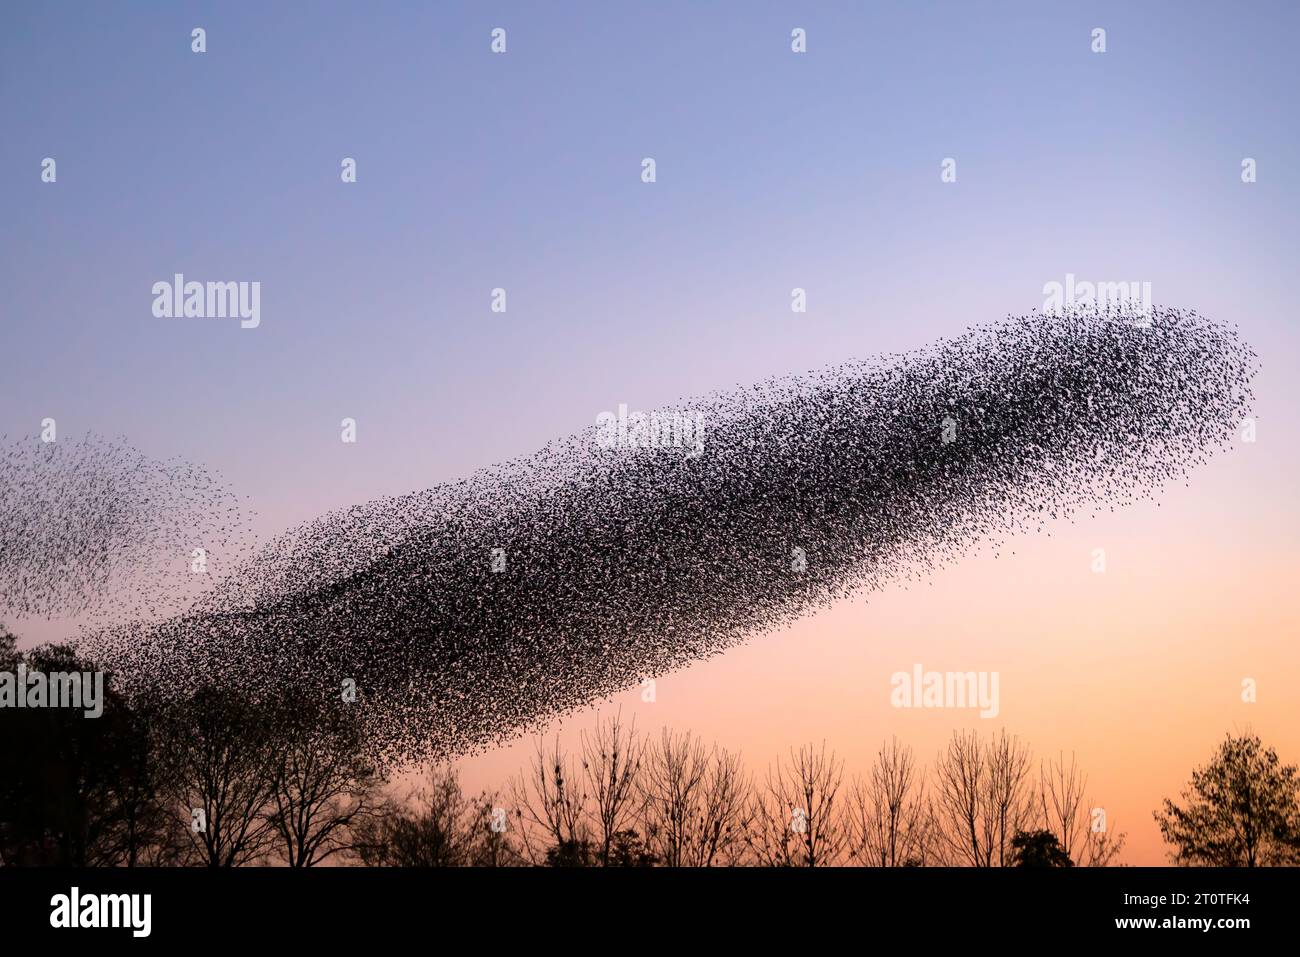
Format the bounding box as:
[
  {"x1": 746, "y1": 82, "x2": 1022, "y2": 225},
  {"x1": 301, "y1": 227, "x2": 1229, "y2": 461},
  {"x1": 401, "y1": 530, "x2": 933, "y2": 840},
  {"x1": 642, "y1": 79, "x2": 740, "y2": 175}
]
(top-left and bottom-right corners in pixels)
[
  {"x1": 0, "y1": 433, "x2": 255, "y2": 622},
  {"x1": 62, "y1": 306, "x2": 1256, "y2": 767}
]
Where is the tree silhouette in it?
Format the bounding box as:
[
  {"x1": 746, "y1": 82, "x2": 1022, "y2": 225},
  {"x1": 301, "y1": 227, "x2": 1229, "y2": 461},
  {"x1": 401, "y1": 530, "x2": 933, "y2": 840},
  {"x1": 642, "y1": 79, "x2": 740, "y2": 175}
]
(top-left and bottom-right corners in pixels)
[
  {"x1": 544, "y1": 838, "x2": 594, "y2": 867},
  {"x1": 1011, "y1": 829, "x2": 1074, "y2": 867},
  {"x1": 3, "y1": 617, "x2": 1144, "y2": 870},
  {"x1": 1037, "y1": 751, "x2": 1127, "y2": 866},
  {"x1": 353, "y1": 765, "x2": 476, "y2": 866},
  {"x1": 544, "y1": 830, "x2": 656, "y2": 867},
  {"x1": 98, "y1": 692, "x2": 178, "y2": 866},
  {"x1": 640, "y1": 728, "x2": 750, "y2": 866},
  {"x1": 263, "y1": 695, "x2": 386, "y2": 867},
  {"x1": 1155, "y1": 732, "x2": 1300, "y2": 866},
  {"x1": 511, "y1": 736, "x2": 589, "y2": 865},
  {"x1": 847, "y1": 737, "x2": 933, "y2": 866},
  {"x1": 748, "y1": 741, "x2": 846, "y2": 867},
  {"x1": 467, "y1": 789, "x2": 519, "y2": 867},
  {"x1": 932, "y1": 729, "x2": 1034, "y2": 866},
  {"x1": 580, "y1": 711, "x2": 645, "y2": 866},
  {"x1": 161, "y1": 685, "x2": 278, "y2": 867},
  {"x1": 0, "y1": 628, "x2": 170, "y2": 866}
]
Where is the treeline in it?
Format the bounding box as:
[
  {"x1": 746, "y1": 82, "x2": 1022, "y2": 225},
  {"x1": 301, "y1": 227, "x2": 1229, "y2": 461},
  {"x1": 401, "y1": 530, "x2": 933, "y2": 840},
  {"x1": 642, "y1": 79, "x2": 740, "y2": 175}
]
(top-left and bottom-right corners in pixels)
[
  {"x1": 3, "y1": 629, "x2": 1298, "y2": 866},
  {"x1": 416, "y1": 718, "x2": 1127, "y2": 867}
]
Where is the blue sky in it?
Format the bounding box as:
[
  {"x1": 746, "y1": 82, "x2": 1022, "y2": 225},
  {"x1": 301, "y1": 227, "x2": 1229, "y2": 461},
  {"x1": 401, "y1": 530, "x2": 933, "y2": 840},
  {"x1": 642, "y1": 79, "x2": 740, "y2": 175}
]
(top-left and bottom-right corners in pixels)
[{"x1": 4, "y1": 0, "x2": 1298, "y2": 590}]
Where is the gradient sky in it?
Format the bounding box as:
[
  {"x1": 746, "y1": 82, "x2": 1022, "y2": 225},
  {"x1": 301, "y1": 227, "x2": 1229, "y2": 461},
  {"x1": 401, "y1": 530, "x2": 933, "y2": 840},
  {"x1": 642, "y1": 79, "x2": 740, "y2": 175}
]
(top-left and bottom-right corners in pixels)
[{"x1": 3, "y1": 1, "x2": 1298, "y2": 864}]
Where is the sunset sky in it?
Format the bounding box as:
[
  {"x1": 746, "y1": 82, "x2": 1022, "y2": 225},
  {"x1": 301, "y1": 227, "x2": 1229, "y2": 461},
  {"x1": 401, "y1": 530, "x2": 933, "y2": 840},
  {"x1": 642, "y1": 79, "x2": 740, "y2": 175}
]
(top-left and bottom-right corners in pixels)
[{"x1": 3, "y1": 1, "x2": 1297, "y2": 864}]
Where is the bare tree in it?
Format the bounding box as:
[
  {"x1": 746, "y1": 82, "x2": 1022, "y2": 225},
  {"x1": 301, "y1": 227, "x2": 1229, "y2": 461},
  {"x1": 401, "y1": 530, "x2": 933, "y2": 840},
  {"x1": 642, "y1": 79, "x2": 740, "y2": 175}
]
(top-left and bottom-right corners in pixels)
[
  {"x1": 933, "y1": 729, "x2": 1034, "y2": 867},
  {"x1": 263, "y1": 700, "x2": 386, "y2": 867},
  {"x1": 933, "y1": 729, "x2": 986, "y2": 866},
  {"x1": 469, "y1": 789, "x2": 521, "y2": 867},
  {"x1": 510, "y1": 735, "x2": 588, "y2": 865},
  {"x1": 580, "y1": 711, "x2": 645, "y2": 865},
  {"x1": 985, "y1": 730, "x2": 1035, "y2": 867},
  {"x1": 641, "y1": 729, "x2": 705, "y2": 866},
  {"x1": 102, "y1": 695, "x2": 180, "y2": 867},
  {"x1": 1036, "y1": 750, "x2": 1127, "y2": 866},
  {"x1": 1079, "y1": 808, "x2": 1127, "y2": 866},
  {"x1": 697, "y1": 745, "x2": 752, "y2": 866},
  {"x1": 847, "y1": 737, "x2": 933, "y2": 866},
  {"x1": 353, "y1": 765, "x2": 476, "y2": 866},
  {"x1": 1037, "y1": 752, "x2": 1086, "y2": 862},
  {"x1": 162, "y1": 687, "x2": 278, "y2": 868},
  {"x1": 641, "y1": 729, "x2": 751, "y2": 866},
  {"x1": 748, "y1": 741, "x2": 846, "y2": 867}
]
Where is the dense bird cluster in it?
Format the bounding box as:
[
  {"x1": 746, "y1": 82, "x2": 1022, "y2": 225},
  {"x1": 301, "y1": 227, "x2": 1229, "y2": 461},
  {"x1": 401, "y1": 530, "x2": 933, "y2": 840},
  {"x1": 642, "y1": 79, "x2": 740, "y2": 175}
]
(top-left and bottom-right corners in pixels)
[
  {"x1": 82, "y1": 306, "x2": 1255, "y2": 767},
  {"x1": 0, "y1": 433, "x2": 255, "y2": 622}
]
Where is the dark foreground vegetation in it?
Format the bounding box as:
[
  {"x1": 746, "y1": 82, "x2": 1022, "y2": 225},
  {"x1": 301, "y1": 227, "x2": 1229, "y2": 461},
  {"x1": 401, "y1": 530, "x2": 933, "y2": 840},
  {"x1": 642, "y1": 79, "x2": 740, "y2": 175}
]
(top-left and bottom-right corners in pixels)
[{"x1": 3, "y1": 627, "x2": 1297, "y2": 867}]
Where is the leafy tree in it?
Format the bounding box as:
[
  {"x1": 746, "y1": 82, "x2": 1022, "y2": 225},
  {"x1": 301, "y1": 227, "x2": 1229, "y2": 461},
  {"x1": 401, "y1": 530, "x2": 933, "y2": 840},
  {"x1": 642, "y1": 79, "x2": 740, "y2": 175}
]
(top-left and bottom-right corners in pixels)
[
  {"x1": 1011, "y1": 829, "x2": 1074, "y2": 867},
  {"x1": 545, "y1": 837, "x2": 594, "y2": 867},
  {"x1": 606, "y1": 828, "x2": 657, "y2": 867},
  {"x1": 1155, "y1": 732, "x2": 1300, "y2": 866},
  {"x1": 0, "y1": 629, "x2": 169, "y2": 866},
  {"x1": 544, "y1": 830, "x2": 655, "y2": 867}
]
